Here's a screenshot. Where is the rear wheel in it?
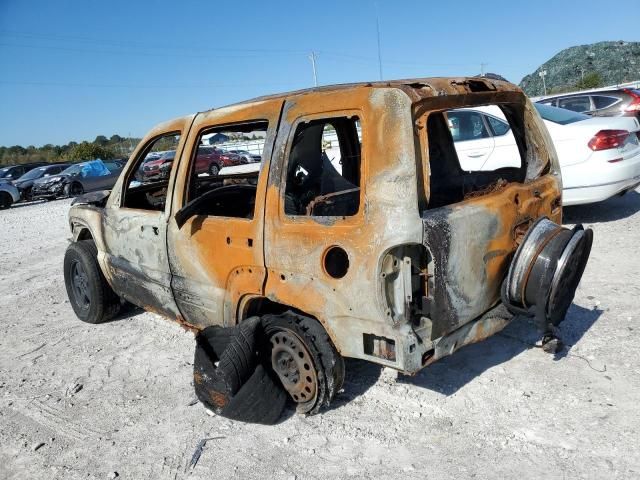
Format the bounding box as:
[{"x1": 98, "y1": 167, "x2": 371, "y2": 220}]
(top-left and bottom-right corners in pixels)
[
  {"x1": 209, "y1": 164, "x2": 220, "y2": 176},
  {"x1": 262, "y1": 312, "x2": 344, "y2": 415},
  {"x1": 63, "y1": 240, "x2": 120, "y2": 324},
  {"x1": 0, "y1": 191, "x2": 12, "y2": 209}
]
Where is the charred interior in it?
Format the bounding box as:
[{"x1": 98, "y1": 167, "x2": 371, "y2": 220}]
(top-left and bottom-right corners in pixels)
[{"x1": 424, "y1": 103, "x2": 529, "y2": 209}]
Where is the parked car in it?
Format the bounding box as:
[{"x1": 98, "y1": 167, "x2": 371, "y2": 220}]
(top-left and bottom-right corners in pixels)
[
  {"x1": 227, "y1": 149, "x2": 261, "y2": 163},
  {"x1": 0, "y1": 181, "x2": 20, "y2": 209},
  {"x1": 31, "y1": 159, "x2": 124, "y2": 200},
  {"x1": 142, "y1": 150, "x2": 175, "y2": 181},
  {"x1": 536, "y1": 88, "x2": 640, "y2": 119},
  {"x1": 12, "y1": 163, "x2": 70, "y2": 200},
  {"x1": 218, "y1": 149, "x2": 246, "y2": 168},
  {"x1": 144, "y1": 147, "x2": 249, "y2": 179},
  {"x1": 0, "y1": 162, "x2": 48, "y2": 184},
  {"x1": 193, "y1": 146, "x2": 224, "y2": 176},
  {"x1": 448, "y1": 103, "x2": 640, "y2": 205},
  {"x1": 63, "y1": 77, "x2": 593, "y2": 421}
]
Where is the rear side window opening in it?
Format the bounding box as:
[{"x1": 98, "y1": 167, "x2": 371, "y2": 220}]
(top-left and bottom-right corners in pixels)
[
  {"x1": 283, "y1": 116, "x2": 362, "y2": 217},
  {"x1": 423, "y1": 103, "x2": 528, "y2": 209}
]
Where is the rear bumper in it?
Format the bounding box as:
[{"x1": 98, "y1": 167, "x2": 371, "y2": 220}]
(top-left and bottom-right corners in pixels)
[{"x1": 562, "y1": 150, "x2": 640, "y2": 206}]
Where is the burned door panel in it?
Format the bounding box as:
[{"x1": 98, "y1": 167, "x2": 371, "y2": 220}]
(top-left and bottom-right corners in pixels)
[
  {"x1": 103, "y1": 211, "x2": 178, "y2": 318},
  {"x1": 167, "y1": 100, "x2": 284, "y2": 329},
  {"x1": 422, "y1": 176, "x2": 561, "y2": 339},
  {"x1": 102, "y1": 118, "x2": 192, "y2": 318}
]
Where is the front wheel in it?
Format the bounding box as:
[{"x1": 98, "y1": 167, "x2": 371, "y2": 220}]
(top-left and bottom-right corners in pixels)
[
  {"x1": 64, "y1": 182, "x2": 84, "y2": 197},
  {"x1": 63, "y1": 240, "x2": 120, "y2": 324},
  {"x1": 262, "y1": 312, "x2": 345, "y2": 415},
  {"x1": 0, "y1": 191, "x2": 12, "y2": 209}
]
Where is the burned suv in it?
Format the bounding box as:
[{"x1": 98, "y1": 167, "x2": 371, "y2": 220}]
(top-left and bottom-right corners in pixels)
[{"x1": 64, "y1": 78, "x2": 592, "y2": 420}]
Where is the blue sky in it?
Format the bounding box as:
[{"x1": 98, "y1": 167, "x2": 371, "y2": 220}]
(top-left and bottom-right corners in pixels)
[{"x1": 0, "y1": 0, "x2": 638, "y2": 146}]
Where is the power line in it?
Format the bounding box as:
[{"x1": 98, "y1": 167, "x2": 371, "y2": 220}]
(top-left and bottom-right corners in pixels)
[
  {"x1": 0, "y1": 79, "x2": 305, "y2": 89},
  {"x1": 0, "y1": 38, "x2": 517, "y2": 71},
  {"x1": 0, "y1": 30, "x2": 307, "y2": 55},
  {"x1": 0, "y1": 42, "x2": 303, "y2": 59}
]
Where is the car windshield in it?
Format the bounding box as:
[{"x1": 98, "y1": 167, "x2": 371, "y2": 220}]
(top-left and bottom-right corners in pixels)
[
  {"x1": 17, "y1": 166, "x2": 48, "y2": 181},
  {"x1": 61, "y1": 164, "x2": 82, "y2": 176},
  {"x1": 534, "y1": 103, "x2": 590, "y2": 125}
]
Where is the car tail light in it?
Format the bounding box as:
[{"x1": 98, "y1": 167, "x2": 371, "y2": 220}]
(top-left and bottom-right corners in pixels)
[
  {"x1": 623, "y1": 89, "x2": 640, "y2": 112},
  {"x1": 588, "y1": 130, "x2": 629, "y2": 151}
]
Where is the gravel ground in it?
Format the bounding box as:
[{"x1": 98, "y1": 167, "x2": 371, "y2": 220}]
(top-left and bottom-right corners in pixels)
[{"x1": 1, "y1": 191, "x2": 639, "y2": 480}]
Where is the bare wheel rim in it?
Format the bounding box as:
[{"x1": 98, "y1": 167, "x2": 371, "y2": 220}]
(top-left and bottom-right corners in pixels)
[
  {"x1": 270, "y1": 329, "x2": 318, "y2": 408},
  {"x1": 70, "y1": 260, "x2": 91, "y2": 311}
]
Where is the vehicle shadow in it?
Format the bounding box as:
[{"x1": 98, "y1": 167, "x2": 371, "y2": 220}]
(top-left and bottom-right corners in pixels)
[
  {"x1": 563, "y1": 189, "x2": 640, "y2": 224},
  {"x1": 104, "y1": 302, "x2": 145, "y2": 322},
  {"x1": 397, "y1": 303, "x2": 602, "y2": 396},
  {"x1": 325, "y1": 359, "x2": 383, "y2": 411}
]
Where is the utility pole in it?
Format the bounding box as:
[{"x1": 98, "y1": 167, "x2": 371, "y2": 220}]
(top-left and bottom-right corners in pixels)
[
  {"x1": 309, "y1": 51, "x2": 318, "y2": 87},
  {"x1": 579, "y1": 66, "x2": 585, "y2": 82},
  {"x1": 538, "y1": 69, "x2": 548, "y2": 96},
  {"x1": 375, "y1": 2, "x2": 383, "y2": 80},
  {"x1": 480, "y1": 62, "x2": 488, "y2": 77}
]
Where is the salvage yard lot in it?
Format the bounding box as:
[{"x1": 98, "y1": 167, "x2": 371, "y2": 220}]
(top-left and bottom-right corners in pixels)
[{"x1": 1, "y1": 193, "x2": 640, "y2": 480}]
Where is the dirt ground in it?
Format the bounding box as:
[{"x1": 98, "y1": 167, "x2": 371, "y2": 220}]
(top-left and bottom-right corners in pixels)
[{"x1": 1, "y1": 191, "x2": 639, "y2": 480}]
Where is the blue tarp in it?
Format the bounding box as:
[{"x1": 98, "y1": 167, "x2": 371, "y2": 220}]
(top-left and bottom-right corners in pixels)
[{"x1": 80, "y1": 159, "x2": 111, "y2": 178}]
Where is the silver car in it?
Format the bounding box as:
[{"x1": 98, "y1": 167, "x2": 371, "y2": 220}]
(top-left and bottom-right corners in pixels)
[{"x1": 0, "y1": 182, "x2": 20, "y2": 209}]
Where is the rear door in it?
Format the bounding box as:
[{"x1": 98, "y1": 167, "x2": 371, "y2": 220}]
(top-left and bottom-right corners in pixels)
[
  {"x1": 447, "y1": 110, "x2": 495, "y2": 170},
  {"x1": 166, "y1": 100, "x2": 283, "y2": 328}
]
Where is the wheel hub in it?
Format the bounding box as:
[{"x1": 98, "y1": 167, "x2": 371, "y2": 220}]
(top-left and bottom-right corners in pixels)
[
  {"x1": 270, "y1": 330, "x2": 317, "y2": 405},
  {"x1": 71, "y1": 261, "x2": 91, "y2": 309}
]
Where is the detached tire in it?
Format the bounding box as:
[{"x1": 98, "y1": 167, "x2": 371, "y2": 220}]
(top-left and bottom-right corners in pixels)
[
  {"x1": 194, "y1": 317, "x2": 287, "y2": 425},
  {"x1": 63, "y1": 240, "x2": 120, "y2": 324},
  {"x1": 263, "y1": 312, "x2": 344, "y2": 415}
]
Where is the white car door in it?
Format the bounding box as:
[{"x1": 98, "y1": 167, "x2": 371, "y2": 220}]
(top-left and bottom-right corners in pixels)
[
  {"x1": 483, "y1": 113, "x2": 521, "y2": 170},
  {"x1": 447, "y1": 110, "x2": 495, "y2": 171}
]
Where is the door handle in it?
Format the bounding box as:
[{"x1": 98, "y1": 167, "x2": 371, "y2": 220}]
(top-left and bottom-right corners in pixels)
[{"x1": 468, "y1": 152, "x2": 486, "y2": 158}]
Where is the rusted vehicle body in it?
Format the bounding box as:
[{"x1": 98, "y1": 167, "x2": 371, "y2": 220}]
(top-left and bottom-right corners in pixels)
[{"x1": 64, "y1": 77, "x2": 592, "y2": 415}]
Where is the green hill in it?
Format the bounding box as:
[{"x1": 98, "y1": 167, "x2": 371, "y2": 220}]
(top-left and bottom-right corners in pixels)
[{"x1": 519, "y1": 41, "x2": 640, "y2": 96}]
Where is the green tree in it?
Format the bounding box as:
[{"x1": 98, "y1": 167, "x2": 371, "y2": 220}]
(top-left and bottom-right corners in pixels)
[
  {"x1": 575, "y1": 72, "x2": 603, "y2": 90},
  {"x1": 109, "y1": 134, "x2": 123, "y2": 143},
  {"x1": 94, "y1": 135, "x2": 109, "y2": 146},
  {"x1": 64, "y1": 142, "x2": 115, "y2": 162}
]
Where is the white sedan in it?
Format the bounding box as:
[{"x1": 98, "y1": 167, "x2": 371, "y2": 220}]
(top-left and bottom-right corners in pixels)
[{"x1": 448, "y1": 104, "x2": 640, "y2": 206}]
